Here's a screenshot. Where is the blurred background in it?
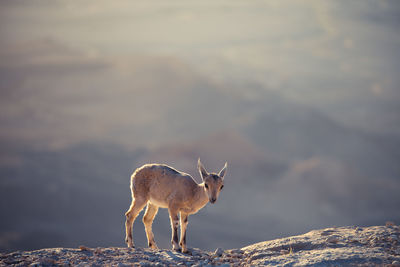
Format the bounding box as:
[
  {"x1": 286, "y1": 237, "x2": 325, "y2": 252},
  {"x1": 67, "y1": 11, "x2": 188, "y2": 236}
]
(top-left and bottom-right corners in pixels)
[{"x1": 1, "y1": 0, "x2": 400, "y2": 252}]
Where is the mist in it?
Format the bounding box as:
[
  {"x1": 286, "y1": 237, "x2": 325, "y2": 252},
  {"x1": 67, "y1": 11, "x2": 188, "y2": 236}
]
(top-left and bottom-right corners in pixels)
[{"x1": 1, "y1": 0, "x2": 399, "y2": 252}]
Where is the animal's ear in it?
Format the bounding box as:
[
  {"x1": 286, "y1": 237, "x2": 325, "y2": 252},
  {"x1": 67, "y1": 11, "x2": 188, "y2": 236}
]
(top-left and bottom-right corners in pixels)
[
  {"x1": 198, "y1": 158, "x2": 209, "y2": 181},
  {"x1": 218, "y1": 162, "x2": 227, "y2": 179}
]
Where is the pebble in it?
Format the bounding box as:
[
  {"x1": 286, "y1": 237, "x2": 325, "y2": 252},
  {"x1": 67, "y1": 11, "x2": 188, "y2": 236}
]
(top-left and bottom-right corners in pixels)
[
  {"x1": 280, "y1": 249, "x2": 289, "y2": 255},
  {"x1": 79, "y1": 246, "x2": 91, "y2": 251},
  {"x1": 214, "y1": 247, "x2": 224, "y2": 257},
  {"x1": 229, "y1": 249, "x2": 243, "y2": 254},
  {"x1": 386, "y1": 221, "x2": 395, "y2": 227},
  {"x1": 191, "y1": 250, "x2": 201, "y2": 257},
  {"x1": 326, "y1": 236, "x2": 340, "y2": 244}
]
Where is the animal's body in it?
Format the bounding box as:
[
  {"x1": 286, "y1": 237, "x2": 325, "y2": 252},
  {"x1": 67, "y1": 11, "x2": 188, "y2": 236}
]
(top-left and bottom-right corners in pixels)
[{"x1": 125, "y1": 159, "x2": 227, "y2": 253}]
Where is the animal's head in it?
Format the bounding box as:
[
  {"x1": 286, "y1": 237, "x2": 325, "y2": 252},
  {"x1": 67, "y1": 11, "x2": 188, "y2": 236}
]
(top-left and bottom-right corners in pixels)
[{"x1": 198, "y1": 158, "x2": 227, "y2": 204}]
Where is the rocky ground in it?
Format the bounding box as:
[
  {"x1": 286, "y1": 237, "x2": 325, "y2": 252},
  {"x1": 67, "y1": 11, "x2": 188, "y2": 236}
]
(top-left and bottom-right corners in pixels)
[{"x1": 1, "y1": 225, "x2": 399, "y2": 266}]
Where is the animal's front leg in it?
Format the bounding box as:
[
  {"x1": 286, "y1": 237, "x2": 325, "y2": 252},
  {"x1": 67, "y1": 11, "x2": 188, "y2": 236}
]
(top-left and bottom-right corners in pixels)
[
  {"x1": 179, "y1": 212, "x2": 189, "y2": 253},
  {"x1": 143, "y1": 203, "x2": 159, "y2": 249},
  {"x1": 168, "y1": 208, "x2": 180, "y2": 251}
]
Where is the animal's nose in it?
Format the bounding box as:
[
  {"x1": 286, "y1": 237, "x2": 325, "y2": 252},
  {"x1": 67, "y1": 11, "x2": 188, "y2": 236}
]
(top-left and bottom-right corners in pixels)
[{"x1": 210, "y1": 197, "x2": 216, "y2": 203}]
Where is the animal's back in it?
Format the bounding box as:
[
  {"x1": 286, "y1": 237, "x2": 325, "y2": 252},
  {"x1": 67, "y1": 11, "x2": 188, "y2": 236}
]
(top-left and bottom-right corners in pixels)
[{"x1": 130, "y1": 164, "x2": 197, "y2": 208}]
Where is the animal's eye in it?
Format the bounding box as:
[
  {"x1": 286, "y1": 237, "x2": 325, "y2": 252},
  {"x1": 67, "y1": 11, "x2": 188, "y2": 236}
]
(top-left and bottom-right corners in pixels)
[
  {"x1": 220, "y1": 185, "x2": 224, "y2": 190},
  {"x1": 205, "y1": 183, "x2": 209, "y2": 189}
]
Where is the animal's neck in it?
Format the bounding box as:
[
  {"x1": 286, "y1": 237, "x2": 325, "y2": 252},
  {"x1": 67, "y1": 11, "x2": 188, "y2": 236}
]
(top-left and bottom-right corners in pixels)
[{"x1": 194, "y1": 183, "x2": 209, "y2": 210}]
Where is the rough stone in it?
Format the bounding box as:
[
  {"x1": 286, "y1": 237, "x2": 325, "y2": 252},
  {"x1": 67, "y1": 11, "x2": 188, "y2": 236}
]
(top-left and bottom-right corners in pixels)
[
  {"x1": 214, "y1": 247, "x2": 224, "y2": 257},
  {"x1": 1, "y1": 225, "x2": 399, "y2": 267}
]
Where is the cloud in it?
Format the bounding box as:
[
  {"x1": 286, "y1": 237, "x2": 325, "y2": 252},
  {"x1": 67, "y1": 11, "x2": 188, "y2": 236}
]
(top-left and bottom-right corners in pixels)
[
  {"x1": 0, "y1": 38, "x2": 245, "y2": 149},
  {"x1": 0, "y1": 38, "x2": 108, "y2": 75},
  {"x1": 0, "y1": 39, "x2": 112, "y2": 147}
]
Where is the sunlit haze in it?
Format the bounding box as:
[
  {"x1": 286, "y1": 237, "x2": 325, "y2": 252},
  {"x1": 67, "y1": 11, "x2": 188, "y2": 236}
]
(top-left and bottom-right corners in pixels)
[{"x1": 1, "y1": 0, "x2": 399, "y2": 252}]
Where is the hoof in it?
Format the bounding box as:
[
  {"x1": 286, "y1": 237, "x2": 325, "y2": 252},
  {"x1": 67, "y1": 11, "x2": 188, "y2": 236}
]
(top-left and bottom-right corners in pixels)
[
  {"x1": 126, "y1": 241, "x2": 135, "y2": 248},
  {"x1": 149, "y1": 243, "x2": 159, "y2": 250},
  {"x1": 180, "y1": 244, "x2": 188, "y2": 254},
  {"x1": 172, "y1": 247, "x2": 181, "y2": 252}
]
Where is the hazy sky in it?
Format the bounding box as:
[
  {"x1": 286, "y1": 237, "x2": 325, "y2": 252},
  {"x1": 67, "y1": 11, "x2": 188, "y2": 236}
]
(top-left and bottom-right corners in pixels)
[
  {"x1": 1, "y1": 0, "x2": 400, "y2": 149},
  {"x1": 1, "y1": 0, "x2": 400, "y2": 252}
]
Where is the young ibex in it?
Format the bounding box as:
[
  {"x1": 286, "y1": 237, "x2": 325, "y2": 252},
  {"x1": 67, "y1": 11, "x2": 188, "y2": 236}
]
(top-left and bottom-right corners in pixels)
[{"x1": 125, "y1": 158, "x2": 227, "y2": 253}]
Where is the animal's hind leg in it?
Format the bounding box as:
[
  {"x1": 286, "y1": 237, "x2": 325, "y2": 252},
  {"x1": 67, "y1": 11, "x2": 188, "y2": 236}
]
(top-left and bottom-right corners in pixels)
[
  {"x1": 142, "y1": 203, "x2": 159, "y2": 249},
  {"x1": 125, "y1": 197, "x2": 147, "y2": 248},
  {"x1": 179, "y1": 212, "x2": 189, "y2": 253},
  {"x1": 168, "y1": 207, "x2": 180, "y2": 251}
]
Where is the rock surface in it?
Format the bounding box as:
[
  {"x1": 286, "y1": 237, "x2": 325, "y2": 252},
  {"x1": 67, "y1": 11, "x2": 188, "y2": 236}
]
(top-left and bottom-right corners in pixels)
[{"x1": 1, "y1": 225, "x2": 399, "y2": 266}]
